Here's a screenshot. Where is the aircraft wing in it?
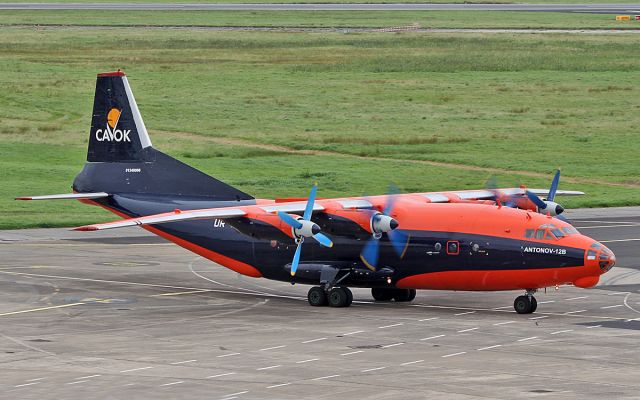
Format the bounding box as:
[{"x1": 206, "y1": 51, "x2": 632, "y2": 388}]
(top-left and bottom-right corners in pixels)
[{"x1": 74, "y1": 208, "x2": 247, "y2": 231}]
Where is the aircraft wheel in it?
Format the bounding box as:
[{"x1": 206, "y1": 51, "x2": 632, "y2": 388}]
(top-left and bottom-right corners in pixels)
[
  {"x1": 344, "y1": 287, "x2": 353, "y2": 307},
  {"x1": 514, "y1": 295, "x2": 533, "y2": 314},
  {"x1": 371, "y1": 288, "x2": 393, "y2": 302},
  {"x1": 308, "y1": 286, "x2": 328, "y2": 307},
  {"x1": 530, "y1": 296, "x2": 538, "y2": 313},
  {"x1": 393, "y1": 289, "x2": 411, "y2": 302},
  {"x1": 328, "y1": 287, "x2": 350, "y2": 307},
  {"x1": 406, "y1": 289, "x2": 417, "y2": 302}
]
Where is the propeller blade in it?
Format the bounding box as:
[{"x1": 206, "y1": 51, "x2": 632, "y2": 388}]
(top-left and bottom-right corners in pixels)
[
  {"x1": 290, "y1": 242, "x2": 303, "y2": 276},
  {"x1": 360, "y1": 238, "x2": 380, "y2": 271},
  {"x1": 388, "y1": 230, "x2": 410, "y2": 259},
  {"x1": 383, "y1": 183, "x2": 400, "y2": 215},
  {"x1": 278, "y1": 211, "x2": 303, "y2": 229},
  {"x1": 525, "y1": 190, "x2": 547, "y2": 209},
  {"x1": 312, "y1": 232, "x2": 333, "y2": 248},
  {"x1": 303, "y1": 184, "x2": 318, "y2": 221},
  {"x1": 548, "y1": 169, "x2": 561, "y2": 202}
]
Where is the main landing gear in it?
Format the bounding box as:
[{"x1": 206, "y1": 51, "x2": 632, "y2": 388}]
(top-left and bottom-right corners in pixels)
[
  {"x1": 371, "y1": 288, "x2": 416, "y2": 303},
  {"x1": 307, "y1": 286, "x2": 353, "y2": 307},
  {"x1": 514, "y1": 289, "x2": 538, "y2": 314}
]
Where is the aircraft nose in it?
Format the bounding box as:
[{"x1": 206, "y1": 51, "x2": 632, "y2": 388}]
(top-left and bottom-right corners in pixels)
[{"x1": 586, "y1": 241, "x2": 615, "y2": 273}]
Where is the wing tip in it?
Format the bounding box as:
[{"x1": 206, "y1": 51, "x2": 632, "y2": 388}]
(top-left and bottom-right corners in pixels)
[
  {"x1": 15, "y1": 197, "x2": 32, "y2": 201},
  {"x1": 73, "y1": 226, "x2": 98, "y2": 231}
]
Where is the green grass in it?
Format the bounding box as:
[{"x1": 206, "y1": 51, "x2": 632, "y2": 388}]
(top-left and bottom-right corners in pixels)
[
  {"x1": 1, "y1": 27, "x2": 640, "y2": 229},
  {"x1": 1, "y1": 10, "x2": 640, "y2": 29}
]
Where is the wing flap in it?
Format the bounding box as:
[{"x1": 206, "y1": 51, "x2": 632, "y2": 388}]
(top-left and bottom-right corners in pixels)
[{"x1": 74, "y1": 208, "x2": 246, "y2": 231}]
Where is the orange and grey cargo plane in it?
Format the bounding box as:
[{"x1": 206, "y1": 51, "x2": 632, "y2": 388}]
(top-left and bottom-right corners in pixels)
[{"x1": 17, "y1": 71, "x2": 616, "y2": 313}]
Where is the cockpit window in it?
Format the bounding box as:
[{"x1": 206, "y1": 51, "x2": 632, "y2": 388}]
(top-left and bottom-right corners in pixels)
[
  {"x1": 535, "y1": 230, "x2": 545, "y2": 239},
  {"x1": 528, "y1": 223, "x2": 566, "y2": 241},
  {"x1": 525, "y1": 229, "x2": 534, "y2": 239},
  {"x1": 562, "y1": 227, "x2": 578, "y2": 235},
  {"x1": 552, "y1": 228, "x2": 565, "y2": 238}
]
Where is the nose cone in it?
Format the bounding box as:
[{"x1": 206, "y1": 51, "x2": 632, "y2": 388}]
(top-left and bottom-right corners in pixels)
[
  {"x1": 389, "y1": 218, "x2": 399, "y2": 230},
  {"x1": 555, "y1": 204, "x2": 564, "y2": 215},
  {"x1": 586, "y1": 241, "x2": 616, "y2": 274},
  {"x1": 311, "y1": 223, "x2": 321, "y2": 235}
]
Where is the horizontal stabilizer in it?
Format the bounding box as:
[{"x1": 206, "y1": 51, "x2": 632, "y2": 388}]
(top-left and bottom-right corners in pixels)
[
  {"x1": 73, "y1": 208, "x2": 247, "y2": 231},
  {"x1": 16, "y1": 192, "x2": 109, "y2": 201}
]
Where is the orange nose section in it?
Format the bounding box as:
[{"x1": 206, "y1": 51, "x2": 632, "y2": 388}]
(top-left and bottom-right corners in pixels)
[{"x1": 586, "y1": 241, "x2": 615, "y2": 273}]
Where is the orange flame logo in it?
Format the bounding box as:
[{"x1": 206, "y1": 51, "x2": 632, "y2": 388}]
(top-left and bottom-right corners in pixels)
[{"x1": 107, "y1": 108, "x2": 121, "y2": 129}]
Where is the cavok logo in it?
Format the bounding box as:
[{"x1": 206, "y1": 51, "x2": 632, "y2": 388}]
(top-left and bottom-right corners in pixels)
[{"x1": 95, "y1": 108, "x2": 131, "y2": 142}]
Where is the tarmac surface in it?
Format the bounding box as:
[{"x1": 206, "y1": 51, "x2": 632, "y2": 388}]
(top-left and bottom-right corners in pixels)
[
  {"x1": 1, "y1": 207, "x2": 639, "y2": 399},
  {"x1": 1, "y1": 2, "x2": 640, "y2": 13}
]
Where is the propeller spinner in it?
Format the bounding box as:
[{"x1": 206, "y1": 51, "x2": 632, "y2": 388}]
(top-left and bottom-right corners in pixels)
[{"x1": 526, "y1": 169, "x2": 568, "y2": 222}]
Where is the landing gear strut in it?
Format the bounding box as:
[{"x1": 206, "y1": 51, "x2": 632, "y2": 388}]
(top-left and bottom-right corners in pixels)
[
  {"x1": 514, "y1": 289, "x2": 538, "y2": 314},
  {"x1": 371, "y1": 288, "x2": 416, "y2": 302}
]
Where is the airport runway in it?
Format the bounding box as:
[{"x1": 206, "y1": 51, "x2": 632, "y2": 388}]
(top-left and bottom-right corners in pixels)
[
  {"x1": 1, "y1": 3, "x2": 640, "y2": 13},
  {"x1": 1, "y1": 207, "x2": 639, "y2": 399}
]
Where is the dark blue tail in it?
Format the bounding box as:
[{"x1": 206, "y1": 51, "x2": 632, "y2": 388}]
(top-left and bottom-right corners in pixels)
[{"x1": 73, "y1": 71, "x2": 253, "y2": 201}]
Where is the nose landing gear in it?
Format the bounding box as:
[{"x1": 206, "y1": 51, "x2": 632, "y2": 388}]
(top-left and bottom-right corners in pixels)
[{"x1": 514, "y1": 289, "x2": 538, "y2": 314}]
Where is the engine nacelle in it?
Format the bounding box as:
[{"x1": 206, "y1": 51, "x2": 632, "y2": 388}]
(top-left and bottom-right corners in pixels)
[{"x1": 293, "y1": 219, "x2": 322, "y2": 239}]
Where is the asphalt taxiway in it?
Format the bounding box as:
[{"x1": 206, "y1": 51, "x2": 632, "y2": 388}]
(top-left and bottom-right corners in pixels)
[
  {"x1": 1, "y1": 3, "x2": 640, "y2": 13},
  {"x1": 1, "y1": 207, "x2": 639, "y2": 399}
]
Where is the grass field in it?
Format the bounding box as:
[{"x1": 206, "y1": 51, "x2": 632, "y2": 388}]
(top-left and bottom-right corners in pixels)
[
  {"x1": 1, "y1": 27, "x2": 639, "y2": 229},
  {"x1": 2, "y1": 10, "x2": 640, "y2": 29}
]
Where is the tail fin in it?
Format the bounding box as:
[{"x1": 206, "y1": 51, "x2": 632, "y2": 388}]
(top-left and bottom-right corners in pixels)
[{"x1": 74, "y1": 70, "x2": 253, "y2": 201}]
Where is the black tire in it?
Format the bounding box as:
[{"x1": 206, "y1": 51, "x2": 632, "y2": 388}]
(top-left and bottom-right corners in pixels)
[
  {"x1": 308, "y1": 286, "x2": 328, "y2": 307},
  {"x1": 372, "y1": 288, "x2": 394, "y2": 302},
  {"x1": 393, "y1": 289, "x2": 411, "y2": 302},
  {"x1": 514, "y1": 295, "x2": 533, "y2": 314},
  {"x1": 406, "y1": 289, "x2": 417, "y2": 302},
  {"x1": 328, "y1": 287, "x2": 349, "y2": 307},
  {"x1": 530, "y1": 296, "x2": 538, "y2": 313},
  {"x1": 344, "y1": 287, "x2": 353, "y2": 307}
]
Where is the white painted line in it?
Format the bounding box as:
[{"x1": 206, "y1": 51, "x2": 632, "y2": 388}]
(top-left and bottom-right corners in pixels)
[
  {"x1": 420, "y1": 334, "x2": 445, "y2": 341},
  {"x1": 457, "y1": 327, "x2": 478, "y2": 333},
  {"x1": 454, "y1": 311, "x2": 476, "y2": 316},
  {"x1": 400, "y1": 359, "x2": 424, "y2": 366},
  {"x1": 538, "y1": 300, "x2": 555, "y2": 304},
  {"x1": 257, "y1": 365, "x2": 281, "y2": 371},
  {"x1": 378, "y1": 323, "x2": 403, "y2": 329},
  {"x1": 381, "y1": 342, "x2": 404, "y2": 348},
  {"x1": 565, "y1": 296, "x2": 588, "y2": 301},
  {"x1": 600, "y1": 238, "x2": 640, "y2": 243},
  {"x1": 302, "y1": 337, "x2": 327, "y2": 344},
  {"x1": 601, "y1": 304, "x2": 623, "y2": 309},
  {"x1": 160, "y1": 381, "x2": 183, "y2": 387},
  {"x1": 550, "y1": 330, "x2": 574, "y2": 335},
  {"x1": 76, "y1": 374, "x2": 101, "y2": 379},
  {"x1": 492, "y1": 306, "x2": 512, "y2": 310},
  {"x1": 342, "y1": 330, "x2": 364, "y2": 336},
  {"x1": 564, "y1": 310, "x2": 587, "y2": 314},
  {"x1": 442, "y1": 351, "x2": 466, "y2": 358},
  {"x1": 311, "y1": 374, "x2": 340, "y2": 381},
  {"x1": 223, "y1": 390, "x2": 249, "y2": 397},
  {"x1": 419, "y1": 317, "x2": 439, "y2": 321},
  {"x1": 362, "y1": 366, "x2": 387, "y2": 372},
  {"x1": 529, "y1": 315, "x2": 548, "y2": 320},
  {"x1": 587, "y1": 324, "x2": 602, "y2": 328},
  {"x1": 217, "y1": 352, "x2": 241, "y2": 358},
  {"x1": 607, "y1": 292, "x2": 630, "y2": 296},
  {"x1": 259, "y1": 345, "x2": 286, "y2": 351},
  {"x1": 493, "y1": 321, "x2": 515, "y2": 326},
  {"x1": 207, "y1": 372, "x2": 236, "y2": 379},
  {"x1": 296, "y1": 358, "x2": 319, "y2": 364},
  {"x1": 171, "y1": 359, "x2": 197, "y2": 365},
  {"x1": 575, "y1": 224, "x2": 640, "y2": 229},
  {"x1": 66, "y1": 380, "x2": 88, "y2": 385},
  {"x1": 26, "y1": 377, "x2": 46, "y2": 382},
  {"x1": 517, "y1": 336, "x2": 538, "y2": 342},
  {"x1": 477, "y1": 344, "x2": 502, "y2": 351},
  {"x1": 267, "y1": 382, "x2": 291, "y2": 389},
  {"x1": 14, "y1": 382, "x2": 41, "y2": 388},
  {"x1": 340, "y1": 350, "x2": 364, "y2": 356},
  {"x1": 120, "y1": 366, "x2": 153, "y2": 373}
]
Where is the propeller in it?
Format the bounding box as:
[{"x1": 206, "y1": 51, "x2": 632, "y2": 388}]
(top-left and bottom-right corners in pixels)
[
  {"x1": 277, "y1": 183, "x2": 333, "y2": 276},
  {"x1": 360, "y1": 186, "x2": 410, "y2": 271},
  {"x1": 485, "y1": 175, "x2": 517, "y2": 208},
  {"x1": 525, "y1": 169, "x2": 569, "y2": 222}
]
